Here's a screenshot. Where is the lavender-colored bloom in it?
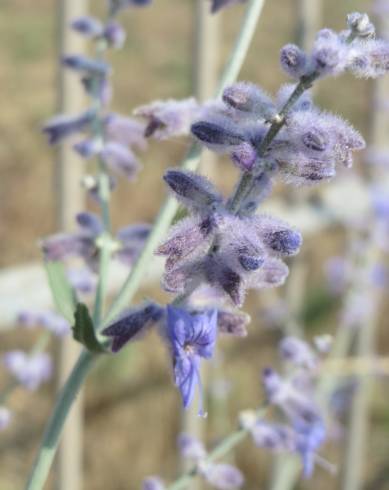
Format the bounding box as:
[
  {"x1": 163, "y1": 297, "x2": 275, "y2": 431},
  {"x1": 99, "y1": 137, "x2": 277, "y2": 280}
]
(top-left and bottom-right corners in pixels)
[
  {"x1": 347, "y1": 12, "x2": 375, "y2": 38},
  {"x1": 114, "y1": 222, "x2": 151, "y2": 266},
  {"x1": 70, "y1": 16, "x2": 103, "y2": 37},
  {"x1": 67, "y1": 267, "x2": 97, "y2": 294},
  {"x1": 164, "y1": 170, "x2": 223, "y2": 213},
  {"x1": 142, "y1": 477, "x2": 165, "y2": 490},
  {"x1": 279, "y1": 337, "x2": 317, "y2": 370},
  {"x1": 250, "y1": 421, "x2": 295, "y2": 451},
  {"x1": 210, "y1": 0, "x2": 247, "y2": 14},
  {"x1": 3, "y1": 351, "x2": 52, "y2": 390},
  {"x1": 62, "y1": 55, "x2": 111, "y2": 76},
  {"x1": 81, "y1": 75, "x2": 113, "y2": 107},
  {"x1": 103, "y1": 21, "x2": 126, "y2": 48},
  {"x1": 134, "y1": 98, "x2": 199, "y2": 140},
  {"x1": 231, "y1": 142, "x2": 257, "y2": 171},
  {"x1": 0, "y1": 407, "x2": 12, "y2": 431},
  {"x1": 295, "y1": 420, "x2": 326, "y2": 478},
  {"x1": 252, "y1": 215, "x2": 302, "y2": 257},
  {"x1": 178, "y1": 433, "x2": 207, "y2": 460},
  {"x1": 262, "y1": 368, "x2": 320, "y2": 426},
  {"x1": 199, "y1": 462, "x2": 244, "y2": 489},
  {"x1": 280, "y1": 44, "x2": 308, "y2": 79},
  {"x1": 77, "y1": 211, "x2": 104, "y2": 236},
  {"x1": 104, "y1": 113, "x2": 147, "y2": 150},
  {"x1": 43, "y1": 110, "x2": 95, "y2": 145},
  {"x1": 347, "y1": 39, "x2": 389, "y2": 78},
  {"x1": 311, "y1": 34, "x2": 347, "y2": 77},
  {"x1": 18, "y1": 310, "x2": 70, "y2": 336},
  {"x1": 73, "y1": 138, "x2": 103, "y2": 159},
  {"x1": 102, "y1": 303, "x2": 164, "y2": 352},
  {"x1": 100, "y1": 142, "x2": 141, "y2": 180},
  {"x1": 166, "y1": 306, "x2": 217, "y2": 410},
  {"x1": 222, "y1": 82, "x2": 276, "y2": 120},
  {"x1": 217, "y1": 310, "x2": 249, "y2": 337},
  {"x1": 109, "y1": 0, "x2": 152, "y2": 16}
]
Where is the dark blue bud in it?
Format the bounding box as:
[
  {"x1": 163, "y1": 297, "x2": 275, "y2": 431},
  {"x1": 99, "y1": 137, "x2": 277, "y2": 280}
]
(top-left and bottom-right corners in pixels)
[
  {"x1": 239, "y1": 254, "x2": 264, "y2": 271},
  {"x1": 102, "y1": 303, "x2": 164, "y2": 353},
  {"x1": 267, "y1": 229, "x2": 302, "y2": 256},
  {"x1": 191, "y1": 121, "x2": 244, "y2": 146}
]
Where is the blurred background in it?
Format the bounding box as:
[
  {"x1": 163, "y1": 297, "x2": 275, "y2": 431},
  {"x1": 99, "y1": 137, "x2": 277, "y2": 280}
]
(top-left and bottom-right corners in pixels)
[{"x1": 0, "y1": 0, "x2": 388, "y2": 489}]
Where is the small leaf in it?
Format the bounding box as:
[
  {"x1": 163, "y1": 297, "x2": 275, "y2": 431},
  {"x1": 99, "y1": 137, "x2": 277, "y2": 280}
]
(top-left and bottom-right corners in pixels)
[
  {"x1": 73, "y1": 303, "x2": 106, "y2": 353},
  {"x1": 45, "y1": 261, "x2": 76, "y2": 323}
]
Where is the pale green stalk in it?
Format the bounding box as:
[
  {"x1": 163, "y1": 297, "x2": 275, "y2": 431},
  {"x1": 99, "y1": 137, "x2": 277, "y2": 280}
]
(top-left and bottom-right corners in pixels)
[{"x1": 24, "y1": 2, "x2": 266, "y2": 488}]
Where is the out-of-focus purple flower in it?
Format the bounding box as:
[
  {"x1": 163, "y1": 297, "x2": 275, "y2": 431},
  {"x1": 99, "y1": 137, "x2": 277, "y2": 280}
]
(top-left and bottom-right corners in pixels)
[
  {"x1": 82, "y1": 174, "x2": 117, "y2": 203},
  {"x1": 347, "y1": 39, "x2": 389, "y2": 78},
  {"x1": 142, "y1": 476, "x2": 165, "y2": 490},
  {"x1": 324, "y1": 256, "x2": 350, "y2": 294},
  {"x1": 166, "y1": 306, "x2": 217, "y2": 410},
  {"x1": 103, "y1": 21, "x2": 126, "y2": 48},
  {"x1": 66, "y1": 267, "x2": 97, "y2": 294},
  {"x1": 209, "y1": 0, "x2": 247, "y2": 14},
  {"x1": 217, "y1": 310, "x2": 249, "y2": 337},
  {"x1": 134, "y1": 98, "x2": 199, "y2": 140},
  {"x1": 0, "y1": 407, "x2": 12, "y2": 431},
  {"x1": 178, "y1": 433, "x2": 207, "y2": 460},
  {"x1": 199, "y1": 461, "x2": 244, "y2": 489},
  {"x1": 279, "y1": 337, "x2": 317, "y2": 370},
  {"x1": 43, "y1": 110, "x2": 95, "y2": 145},
  {"x1": 249, "y1": 420, "x2": 295, "y2": 452},
  {"x1": 295, "y1": 420, "x2": 326, "y2": 478},
  {"x1": 3, "y1": 351, "x2": 52, "y2": 390},
  {"x1": 17, "y1": 310, "x2": 70, "y2": 336},
  {"x1": 313, "y1": 334, "x2": 333, "y2": 354},
  {"x1": 81, "y1": 75, "x2": 113, "y2": 106},
  {"x1": 73, "y1": 138, "x2": 103, "y2": 159},
  {"x1": 114, "y1": 222, "x2": 151, "y2": 266},
  {"x1": 373, "y1": 0, "x2": 389, "y2": 14},
  {"x1": 102, "y1": 302, "x2": 164, "y2": 352},
  {"x1": 109, "y1": 0, "x2": 152, "y2": 16},
  {"x1": 100, "y1": 142, "x2": 141, "y2": 180},
  {"x1": 104, "y1": 113, "x2": 148, "y2": 150},
  {"x1": 280, "y1": 44, "x2": 308, "y2": 79},
  {"x1": 62, "y1": 55, "x2": 111, "y2": 76},
  {"x1": 262, "y1": 368, "x2": 321, "y2": 426},
  {"x1": 222, "y1": 82, "x2": 276, "y2": 120},
  {"x1": 71, "y1": 16, "x2": 104, "y2": 37}
]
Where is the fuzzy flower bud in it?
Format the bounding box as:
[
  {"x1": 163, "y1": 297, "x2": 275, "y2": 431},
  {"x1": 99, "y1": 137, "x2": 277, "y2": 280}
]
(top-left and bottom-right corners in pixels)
[
  {"x1": 280, "y1": 44, "x2": 308, "y2": 79},
  {"x1": 43, "y1": 110, "x2": 95, "y2": 145},
  {"x1": 163, "y1": 169, "x2": 223, "y2": 213},
  {"x1": 191, "y1": 116, "x2": 245, "y2": 152},
  {"x1": 222, "y1": 82, "x2": 276, "y2": 120},
  {"x1": 102, "y1": 303, "x2": 164, "y2": 352},
  {"x1": 347, "y1": 12, "x2": 375, "y2": 38}
]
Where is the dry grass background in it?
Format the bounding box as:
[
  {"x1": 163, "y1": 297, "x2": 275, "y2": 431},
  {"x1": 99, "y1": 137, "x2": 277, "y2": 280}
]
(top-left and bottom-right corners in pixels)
[{"x1": 1, "y1": 0, "x2": 389, "y2": 489}]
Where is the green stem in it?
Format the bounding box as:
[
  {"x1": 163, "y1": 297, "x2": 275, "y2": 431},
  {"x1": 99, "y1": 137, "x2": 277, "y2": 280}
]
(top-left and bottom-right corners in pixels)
[
  {"x1": 25, "y1": 350, "x2": 96, "y2": 490},
  {"x1": 24, "y1": 2, "x2": 266, "y2": 488}
]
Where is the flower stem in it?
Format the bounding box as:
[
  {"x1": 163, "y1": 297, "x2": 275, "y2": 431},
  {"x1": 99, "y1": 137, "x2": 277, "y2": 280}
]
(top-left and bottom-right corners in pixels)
[
  {"x1": 25, "y1": 350, "x2": 95, "y2": 490},
  {"x1": 24, "y1": 2, "x2": 266, "y2": 488}
]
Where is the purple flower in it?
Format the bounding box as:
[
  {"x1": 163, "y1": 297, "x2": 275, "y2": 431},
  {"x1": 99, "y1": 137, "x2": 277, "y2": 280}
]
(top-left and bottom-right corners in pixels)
[
  {"x1": 142, "y1": 477, "x2": 165, "y2": 490},
  {"x1": 3, "y1": 351, "x2": 52, "y2": 390},
  {"x1": 81, "y1": 76, "x2": 113, "y2": 106},
  {"x1": 109, "y1": 0, "x2": 152, "y2": 16},
  {"x1": 222, "y1": 82, "x2": 276, "y2": 120},
  {"x1": 163, "y1": 169, "x2": 223, "y2": 214},
  {"x1": 43, "y1": 110, "x2": 95, "y2": 145},
  {"x1": 100, "y1": 142, "x2": 141, "y2": 180},
  {"x1": 347, "y1": 39, "x2": 389, "y2": 78},
  {"x1": 279, "y1": 337, "x2": 317, "y2": 370},
  {"x1": 209, "y1": 0, "x2": 247, "y2": 14},
  {"x1": 104, "y1": 113, "x2": 147, "y2": 150},
  {"x1": 0, "y1": 407, "x2": 12, "y2": 431},
  {"x1": 166, "y1": 306, "x2": 217, "y2": 410},
  {"x1": 295, "y1": 420, "x2": 326, "y2": 478},
  {"x1": 217, "y1": 310, "x2": 249, "y2": 337},
  {"x1": 70, "y1": 16, "x2": 103, "y2": 37},
  {"x1": 102, "y1": 303, "x2": 164, "y2": 352},
  {"x1": 73, "y1": 138, "x2": 103, "y2": 158},
  {"x1": 280, "y1": 44, "x2": 308, "y2": 79},
  {"x1": 198, "y1": 462, "x2": 244, "y2": 489},
  {"x1": 191, "y1": 116, "x2": 245, "y2": 152},
  {"x1": 62, "y1": 55, "x2": 111, "y2": 76},
  {"x1": 134, "y1": 98, "x2": 199, "y2": 140},
  {"x1": 103, "y1": 21, "x2": 126, "y2": 48},
  {"x1": 178, "y1": 433, "x2": 207, "y2": 460},
  {"x1": 17, "y1": 310, "x2": 70, "y2": 336},
  {"x1": 66, "y1": 267, "x2": 97, "y2": 294}
]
